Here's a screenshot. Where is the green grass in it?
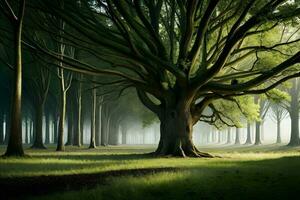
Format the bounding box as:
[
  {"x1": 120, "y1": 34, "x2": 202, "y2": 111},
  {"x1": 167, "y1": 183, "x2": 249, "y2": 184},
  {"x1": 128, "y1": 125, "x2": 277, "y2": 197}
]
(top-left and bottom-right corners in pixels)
[{"x1": 1, "y1": 144, "x2": 300, "y2": 200}]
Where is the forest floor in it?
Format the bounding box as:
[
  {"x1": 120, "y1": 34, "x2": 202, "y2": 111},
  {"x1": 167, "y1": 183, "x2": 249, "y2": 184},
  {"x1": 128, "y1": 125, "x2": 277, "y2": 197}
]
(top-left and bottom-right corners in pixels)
[{"x1": 0, "y1": 144, "x2": 300, "y2": 200}]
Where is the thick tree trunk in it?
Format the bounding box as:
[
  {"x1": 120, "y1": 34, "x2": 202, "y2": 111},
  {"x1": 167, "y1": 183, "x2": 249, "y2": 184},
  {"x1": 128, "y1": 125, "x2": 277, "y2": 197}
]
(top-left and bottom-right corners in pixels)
[
  {"x1": 154, "y1": 105, "x2": 212, "y2": 157},
  {"x1": 89, "y1": 88, "x2": 96, "y2": 148},
  {"x1": 276, "y1": 120, "x2": 281, "y2": 144},
  {"x1": 245, "y1": 123, "x2": 252, "y2": 144},
  {"x1": 254, "y1": 121, "x2": 262, "y2": 145},
  {"x1": 5, "y1": 1, "x2": 26, "y2": 156},
  {"x1": 31, "y1": 103, "x2": 46, "y2": 149},
  {"x1": 57, "y1": 91, "x2": 66, "y2": 151}
]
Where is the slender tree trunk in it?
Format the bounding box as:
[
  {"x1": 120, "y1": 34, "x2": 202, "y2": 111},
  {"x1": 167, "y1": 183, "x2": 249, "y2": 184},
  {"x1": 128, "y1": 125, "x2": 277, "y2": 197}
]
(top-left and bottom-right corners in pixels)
[
  {"x1": 234, "y1": 128, "x2": 240, "y2": 145},
  {"x1": 45, "y1": 114, "x2": 50, "y2": 144},
  {"x1": 254, "y1": 121, "x2": 262, "y2": 145},
  {"x1": 5, "y1": 0, "x2": 26, "y2": 156},
  {"x1": 25, "y1": 117, "x2": 28, "y2": 144},
  {"x1": 226, "y1": 128, "x2": 231, "y2": 144},
  {"x1": 121, "y1": 126, "x2": 127, "y2": 145},
  {"x1": 31, "y1": 103, "x2": 46, "y2": 149},
  {"x1": 53, "y1": 116, "x2": 58, "y2": 144},
  {"x1": 276, "y1": 119, "x2": 282, "y2": 144},
  {"x1": 89, "y1": 88, "x2": 96, "y2": 148},
  {"x1": 245, "y1": 123, "x2": 252, "y2": 144},
  {"x1": 57, "y1": 90, "x2": 66, "y2": 151},
  {"x1": 65, "y1": 110, "x2": 74, "y2": 146},
  {"x1": 30, "y1": 119, "x2": 33, "y2": 144},
  {"x1": 217, "y1": 130, "x2": 221, "y2": 143},
  {"x1": 0, "y1": 113, "x2": 3, "y2": 145},
  {"x1": 101, "y1": 112, "x2": 109, "y2": 146},
  {"x1": 4, "y1": 114, "x2": 10, "y2": 145},
  {"x1": 288, "y1": 109, "x2": 300, "y2": 146},
  {"x1": 288, "y1": 81, "x2": 300, "y2": 146},
  {"x1": 74, "y1": 84, "x2": 82, "y2": 146},
  {"x1": 95, "y1": 102, "x2": 101, "y2": 146}
]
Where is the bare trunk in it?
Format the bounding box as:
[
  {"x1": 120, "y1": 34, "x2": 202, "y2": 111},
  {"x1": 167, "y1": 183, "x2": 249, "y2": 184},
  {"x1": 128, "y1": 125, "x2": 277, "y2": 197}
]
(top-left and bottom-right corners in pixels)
[
  {"x1": 276, "y1": 120, "x2": 281, "y2": 144},
  {"x1": 254, "y1": 121, "x2": 262, "y2": 145},
  {"x1": 234, "y1": 128, "x2": 240, "y2": 145},
  {"x1": 56, "y1": 91, "x2": 66, "y2": 151},
  {"x1": 53, "y1": 116, "x2": 58, "y2": 144},
  {"x1": 65, "y1": 110, "x2": 74, "y2": 146},
  {"x1": 226, "y1": 128, "x2": 231, "y2": 144},
  {"x1": 74, "y1": 86, "x2": 82, "y2": 146},
  {"x1": 95, "y1": 102, "x2": 101, "y2": 146},
  {"x1": 288, "y1": 84, "x2": 300, "y2": 146},
  {"x1": 31, "y1": 103, "x2": 46, "y2": 149},
  {"x1": 0, "y1": 113, "x2": 3, "y2": 145},
  {"x1": 245, "y1": 123, "x2": 252, "y2": 144},
  {"x1": 25, "y1": 117, "x2": 28, "y2": 144},
  {"x1": 121, "y1": 126, "x2": 127, "y2": 145},
  {"x1": 45, "y1": 114, "x2": 50, "y2": 144},
  {"x1": 288, "y1": 109, "x2": 300, "y2": 146},
  {"x1": 89, "y1": 88, "x2": 96, "y2": 148},
  {"x1": 5, "y1": 1, "x2": 25, "y2": 156}
]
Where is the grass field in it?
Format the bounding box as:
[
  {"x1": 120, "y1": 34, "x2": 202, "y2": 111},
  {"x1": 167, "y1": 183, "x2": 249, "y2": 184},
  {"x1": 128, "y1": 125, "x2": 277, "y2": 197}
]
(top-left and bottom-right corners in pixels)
[{"x1": 1, "y1": 144, "x2": 300, "y2": 200}]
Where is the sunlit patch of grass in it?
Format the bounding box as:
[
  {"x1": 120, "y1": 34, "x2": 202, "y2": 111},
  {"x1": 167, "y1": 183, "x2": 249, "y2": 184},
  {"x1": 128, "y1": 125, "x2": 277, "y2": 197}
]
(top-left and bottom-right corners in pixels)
[{"x1": 1, "y1": 145, "x2": 300, "y2": 178}]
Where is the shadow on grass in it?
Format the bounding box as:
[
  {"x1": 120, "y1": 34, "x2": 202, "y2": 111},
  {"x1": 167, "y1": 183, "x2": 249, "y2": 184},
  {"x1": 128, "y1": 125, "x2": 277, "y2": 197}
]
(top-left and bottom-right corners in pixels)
[
  {"x1": 74, "y1": 156, "x2": 300, "y2": 200},
  {"x1": 0, "y1": 167, "x2": 178, "y2": 199},
  {"x1": 1, "y1": 155, "x2": 300, "y2": 200}
]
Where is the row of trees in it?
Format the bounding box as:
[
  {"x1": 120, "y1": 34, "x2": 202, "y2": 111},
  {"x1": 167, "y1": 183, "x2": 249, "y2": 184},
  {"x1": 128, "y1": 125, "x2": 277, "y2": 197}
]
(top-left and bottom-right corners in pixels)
[{"x1": 1, "y1": 0, "x2": 300, "y2": 157}]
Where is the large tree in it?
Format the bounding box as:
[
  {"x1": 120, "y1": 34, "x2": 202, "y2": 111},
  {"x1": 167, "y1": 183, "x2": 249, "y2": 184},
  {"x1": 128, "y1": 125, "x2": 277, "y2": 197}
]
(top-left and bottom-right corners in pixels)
[
  {"x1": 29, "y1": 0, "x2": 300, "y2": 157},
  {"x1": 1, "y1": 0, "x2": 26, "y2": 156}
]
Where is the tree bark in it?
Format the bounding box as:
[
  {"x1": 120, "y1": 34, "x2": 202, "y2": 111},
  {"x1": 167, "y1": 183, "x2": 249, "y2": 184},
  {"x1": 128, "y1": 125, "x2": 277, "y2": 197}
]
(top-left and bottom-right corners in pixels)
[
  {"x1": 155, "y1": 105, "x2": 212, "y2": 157},
  {"x1": 5, "y1": 0, "x2": 26, "y2": 156}
]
